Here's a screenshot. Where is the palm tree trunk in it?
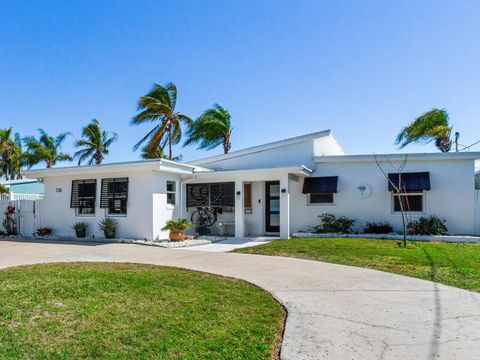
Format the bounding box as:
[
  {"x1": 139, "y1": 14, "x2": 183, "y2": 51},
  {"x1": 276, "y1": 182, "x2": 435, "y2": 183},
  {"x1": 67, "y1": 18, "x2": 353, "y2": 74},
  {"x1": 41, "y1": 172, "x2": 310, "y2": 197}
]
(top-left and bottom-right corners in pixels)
[
  {"x1": 223, "y1": 133, "x2": 231, "y2": 154},
  {"x1": 168, "y1": 122, "x2": 173, "y2": 160}
]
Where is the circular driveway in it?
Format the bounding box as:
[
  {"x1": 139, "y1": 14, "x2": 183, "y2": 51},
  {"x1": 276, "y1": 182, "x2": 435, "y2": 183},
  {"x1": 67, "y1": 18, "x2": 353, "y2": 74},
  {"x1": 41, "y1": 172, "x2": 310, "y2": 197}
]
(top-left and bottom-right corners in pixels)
[{"x1": 1, "y1": 240, "x2": 479, "y2": 359}]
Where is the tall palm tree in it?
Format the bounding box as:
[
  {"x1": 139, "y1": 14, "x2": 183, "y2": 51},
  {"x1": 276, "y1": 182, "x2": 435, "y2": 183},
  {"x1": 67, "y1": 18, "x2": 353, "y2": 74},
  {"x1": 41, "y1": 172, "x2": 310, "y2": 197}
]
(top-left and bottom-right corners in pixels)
[
  {"x1": 24, "y1": 129, "x2": 72, "y2": 168},
  {"x1": 131, "y1": 83, "x2": 192, "y2": 160},
  {"x1": 0, "y1": 128, "x2": 15, "y2": 178},
  {"x1": 184, "y1": 103, "x2": 233, "y2": 154},
  {"x1": 395, "y1": 109, "x2": 453, "y2": 152},
  {"x1": 74, "y1": 119, "x2": 118, "y2": 165},
  {"x1": 8, "y1": 133, "x2": 30, "y2": 179}
]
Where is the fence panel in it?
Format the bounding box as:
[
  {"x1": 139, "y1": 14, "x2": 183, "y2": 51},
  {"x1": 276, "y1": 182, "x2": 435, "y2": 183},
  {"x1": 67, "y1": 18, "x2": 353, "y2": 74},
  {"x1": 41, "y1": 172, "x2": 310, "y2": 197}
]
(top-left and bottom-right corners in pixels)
[
  {"x1": 0, "y1": 199, "x2": 44, "y2": 237},
  {"x1": 475, "y1": 190, "x2": 480, "y2": 236}
]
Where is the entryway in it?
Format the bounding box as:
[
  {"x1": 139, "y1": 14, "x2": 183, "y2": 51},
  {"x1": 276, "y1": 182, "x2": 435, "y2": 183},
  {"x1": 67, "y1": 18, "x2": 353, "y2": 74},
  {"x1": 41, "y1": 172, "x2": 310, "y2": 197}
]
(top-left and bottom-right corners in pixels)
[{"x1": 265, "y1": 181, "x2": 280, "y2": 233}]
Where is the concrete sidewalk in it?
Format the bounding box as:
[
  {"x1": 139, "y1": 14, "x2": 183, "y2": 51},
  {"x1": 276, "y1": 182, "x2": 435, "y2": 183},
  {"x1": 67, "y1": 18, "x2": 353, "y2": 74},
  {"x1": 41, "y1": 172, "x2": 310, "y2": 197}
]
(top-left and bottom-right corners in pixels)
[
  {"x1": 179, "y1": 236, "x2": 276, "y2": 252},
  {"x1": 0, "y1": 240, "x2": 479, "y2": 359}
]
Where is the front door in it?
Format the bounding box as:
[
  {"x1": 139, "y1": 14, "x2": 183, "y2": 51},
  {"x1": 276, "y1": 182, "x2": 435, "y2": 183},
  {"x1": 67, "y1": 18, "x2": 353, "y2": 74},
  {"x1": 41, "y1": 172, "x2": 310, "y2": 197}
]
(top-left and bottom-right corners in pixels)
[{"x1": 265, "y1": 181, "x2": 280, "y2": 233}]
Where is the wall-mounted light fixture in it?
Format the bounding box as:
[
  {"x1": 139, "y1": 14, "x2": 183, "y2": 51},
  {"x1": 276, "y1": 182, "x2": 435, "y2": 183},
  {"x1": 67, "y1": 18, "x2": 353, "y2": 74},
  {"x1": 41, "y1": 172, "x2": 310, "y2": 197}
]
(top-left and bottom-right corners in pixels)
[
  {"x1": 236, "y1": 191, "x2": 241, "y2": 196},
  {"x1": 281, "y1": 188, "x2": 287, "y2": 193}
]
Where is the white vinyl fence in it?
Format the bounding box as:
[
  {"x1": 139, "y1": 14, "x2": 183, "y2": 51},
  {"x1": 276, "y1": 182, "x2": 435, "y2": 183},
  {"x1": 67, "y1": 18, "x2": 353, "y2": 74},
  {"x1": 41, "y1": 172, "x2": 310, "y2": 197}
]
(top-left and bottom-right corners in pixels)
[
  {"x1": 0, "y1": 199, "x2": 45, "y2": 237},
  {"x1": 0, "y1": 193, "x2": 45, "y2": 201},
  {"x1": 475, "y1": 190, "x2": 480, "y2": 236}
]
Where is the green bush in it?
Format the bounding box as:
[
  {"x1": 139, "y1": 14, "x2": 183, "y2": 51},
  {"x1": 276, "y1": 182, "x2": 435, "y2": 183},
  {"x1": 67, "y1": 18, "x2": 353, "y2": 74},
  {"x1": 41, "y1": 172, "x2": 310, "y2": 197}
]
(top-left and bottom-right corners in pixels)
[
  {"x1": 407, "y1": 215, "x2": 448, "y2": 235},
  {"x1": 363, "y1": 222, "x2": 393, "y2": 234},
  {"x1": 162, "y1": 219, "x2": 193, "y2": 231},
  {"x1": 312, "y1": 214, "x2": 355, "y2": 234}
]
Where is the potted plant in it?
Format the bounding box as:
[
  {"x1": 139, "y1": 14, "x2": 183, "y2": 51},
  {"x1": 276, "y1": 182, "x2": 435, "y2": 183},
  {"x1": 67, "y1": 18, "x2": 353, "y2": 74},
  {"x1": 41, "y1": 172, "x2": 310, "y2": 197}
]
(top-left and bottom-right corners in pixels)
[
  {"x1": 72, "y1": 222, "x2": 88, "y2": 238},
  {"x1": 161, "y1": 219, "x2": 193, "y2": 242},
  {"x1": 98, "y1": 217, "x2": 118, "y2": 239}
]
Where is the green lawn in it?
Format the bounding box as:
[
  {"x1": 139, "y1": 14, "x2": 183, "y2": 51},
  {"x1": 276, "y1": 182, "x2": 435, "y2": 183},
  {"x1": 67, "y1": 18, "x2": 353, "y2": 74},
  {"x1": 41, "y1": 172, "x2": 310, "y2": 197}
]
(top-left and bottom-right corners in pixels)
[
  {"x1": 234, "y1": 237, "x2": 480, "y2": 292},
  {"x1": 0, "y1": 263, "x2": 284, "y2": 359}
]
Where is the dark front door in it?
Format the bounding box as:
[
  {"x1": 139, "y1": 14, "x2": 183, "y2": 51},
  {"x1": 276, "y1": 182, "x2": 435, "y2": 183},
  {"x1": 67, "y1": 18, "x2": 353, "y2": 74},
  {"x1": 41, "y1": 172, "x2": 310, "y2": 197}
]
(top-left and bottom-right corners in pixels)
[{"x1": 265, "y1": 181, "x2": 280, "y2": 233}]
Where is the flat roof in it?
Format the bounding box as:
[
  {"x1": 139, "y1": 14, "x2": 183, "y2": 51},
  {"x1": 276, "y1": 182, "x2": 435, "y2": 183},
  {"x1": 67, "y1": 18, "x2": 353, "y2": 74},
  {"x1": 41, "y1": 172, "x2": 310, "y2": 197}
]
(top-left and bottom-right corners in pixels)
[
  {"x1": 315, "y1": 151, "x2": 480, "y2": 163},
  {"x1": 24, "y1": 159, "x2": 209, "y2": 178}
]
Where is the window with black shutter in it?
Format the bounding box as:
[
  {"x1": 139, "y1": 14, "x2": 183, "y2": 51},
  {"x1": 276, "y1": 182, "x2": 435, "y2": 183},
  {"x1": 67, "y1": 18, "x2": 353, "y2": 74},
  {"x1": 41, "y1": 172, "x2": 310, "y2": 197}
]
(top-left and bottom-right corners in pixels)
[
  {"x1": 71, "y1": 179, "x2": 97, "y2": 215},
  {"x1": 101, "y1": 178, "x2": 129, "y2": 215}
]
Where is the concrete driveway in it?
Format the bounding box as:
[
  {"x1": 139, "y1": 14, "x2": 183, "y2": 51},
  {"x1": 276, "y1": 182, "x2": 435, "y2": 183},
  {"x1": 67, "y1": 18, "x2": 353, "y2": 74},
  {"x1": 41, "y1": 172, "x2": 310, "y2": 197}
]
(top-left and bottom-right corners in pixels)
[{"x1": 0, "y1": 240, "x2": 479, "y2": 360}]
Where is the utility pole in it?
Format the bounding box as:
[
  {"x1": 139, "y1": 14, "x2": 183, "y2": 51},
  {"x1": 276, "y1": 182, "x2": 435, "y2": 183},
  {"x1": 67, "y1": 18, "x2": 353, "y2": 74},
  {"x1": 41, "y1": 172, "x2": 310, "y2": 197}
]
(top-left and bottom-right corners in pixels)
[{"x1": 455, "y1": 132, "x2": 460, "y2": 152}]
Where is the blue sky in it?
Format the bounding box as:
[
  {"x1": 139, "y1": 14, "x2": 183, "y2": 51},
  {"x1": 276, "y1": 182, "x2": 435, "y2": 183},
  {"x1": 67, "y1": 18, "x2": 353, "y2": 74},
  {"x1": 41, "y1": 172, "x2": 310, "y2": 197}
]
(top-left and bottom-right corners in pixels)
[{"x1": 1, "y1": 0, "x2": 479, "y2": 165}]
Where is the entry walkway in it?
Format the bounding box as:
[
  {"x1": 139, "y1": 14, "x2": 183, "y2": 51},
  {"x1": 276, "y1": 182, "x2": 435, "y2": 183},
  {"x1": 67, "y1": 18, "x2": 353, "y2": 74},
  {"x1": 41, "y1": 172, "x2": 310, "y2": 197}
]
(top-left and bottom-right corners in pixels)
[
  {"x1": 180, "y1": 236, "x2": 277, "y2": 252},
  {"x1": 0, "y1": 240, "x2": 479, "y2": 359}
]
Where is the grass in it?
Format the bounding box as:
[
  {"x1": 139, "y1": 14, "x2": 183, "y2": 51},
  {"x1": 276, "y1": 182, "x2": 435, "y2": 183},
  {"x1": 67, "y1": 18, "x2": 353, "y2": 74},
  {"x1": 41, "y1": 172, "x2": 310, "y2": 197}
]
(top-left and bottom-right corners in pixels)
[
  {"x1": 0, "y1": 263, "x2": 284, "y2": 359},
  {"x1": 234, "y1": 237, "x2": 480, "y2": 292}
]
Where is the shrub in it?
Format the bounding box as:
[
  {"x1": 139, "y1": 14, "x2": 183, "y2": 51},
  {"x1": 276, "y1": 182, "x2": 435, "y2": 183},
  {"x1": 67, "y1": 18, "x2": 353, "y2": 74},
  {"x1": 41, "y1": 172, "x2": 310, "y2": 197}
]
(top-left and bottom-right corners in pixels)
[
  {"x1": 36, "y1": 227, "x2": 52, "y2": 236},
  {"x1": 363, "y1": 222, "x2": 393, "y2": 234},
  {"x1": 162, "y1": 219, "x2": 193, "y2": 231},
  {"x1": 312, "y1": 214, "x2": 355, "y2": 234},
  {"x1": 407, "y1": 216, "x2": 448, "y2": 235},
  {"x1": 98, "y1": 217, "x2": 118, "y2": 232},
  {"x1": 72, "y1": 222, "x2": 88, "y2": 232},
  {"x1": 3, "y1": 205, "x2": 17, "y2": 236}
]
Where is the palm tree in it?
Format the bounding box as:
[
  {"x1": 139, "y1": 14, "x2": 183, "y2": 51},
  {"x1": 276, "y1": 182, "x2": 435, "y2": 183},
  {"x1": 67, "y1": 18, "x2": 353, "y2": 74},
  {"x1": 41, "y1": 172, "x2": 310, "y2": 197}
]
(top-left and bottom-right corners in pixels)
[
  {"x1": 140, "y1": 145, "x2": 183, "y2": 161},
  {"x1": 74, "y1": 119, "x2": 118, "y2": 165},
  {"x1": 131, "y1": 83, "x2": 192, "y2": 160},
  {"x1": 395, "y1": 109, "x2": 453, "y2": 152},
  {"x1": 0, "y1": 128, "x2": 15, "y2": 179},
  {"x1": 184, "y1": 103, "x2": 233, "y2": 154},
  {"x1": 24, "y1": 129, "x2": 72, "y2": 168},
  {"x1": 8, "y1": 133, "x2": 30, "y2": 179}
]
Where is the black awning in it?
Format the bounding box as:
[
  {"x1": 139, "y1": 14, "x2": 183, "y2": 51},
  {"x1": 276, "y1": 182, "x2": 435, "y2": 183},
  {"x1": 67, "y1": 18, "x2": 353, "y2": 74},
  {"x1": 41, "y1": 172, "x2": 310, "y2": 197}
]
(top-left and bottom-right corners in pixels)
[
  {"x1": 302, "y1": 176, "x2": 338, "y2": 194},
  {"x1": 388, "y1": 172, "x2": 430, "y2": 191}
]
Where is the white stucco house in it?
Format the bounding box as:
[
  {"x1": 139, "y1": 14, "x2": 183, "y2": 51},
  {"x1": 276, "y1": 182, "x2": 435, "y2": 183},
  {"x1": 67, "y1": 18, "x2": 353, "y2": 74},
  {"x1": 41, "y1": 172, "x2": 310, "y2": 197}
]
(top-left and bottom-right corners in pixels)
[{"x1": 24, "y1": 130, "x2": 480, "y2": 239}]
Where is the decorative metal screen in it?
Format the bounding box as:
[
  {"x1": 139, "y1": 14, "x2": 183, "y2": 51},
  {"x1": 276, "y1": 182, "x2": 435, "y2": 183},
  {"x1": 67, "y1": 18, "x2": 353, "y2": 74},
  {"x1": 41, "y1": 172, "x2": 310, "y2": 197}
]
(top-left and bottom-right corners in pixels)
[
  {"x1": 70, "y1": 179, "x2": 97, "y2": 208},
  {"x1": 187, "y1": 182, "x2": 234, "y2": 207}
]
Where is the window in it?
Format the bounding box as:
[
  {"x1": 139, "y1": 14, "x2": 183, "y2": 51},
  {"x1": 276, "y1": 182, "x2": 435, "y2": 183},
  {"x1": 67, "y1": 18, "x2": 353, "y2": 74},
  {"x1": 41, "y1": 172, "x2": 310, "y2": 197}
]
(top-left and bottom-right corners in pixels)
[
  {"x1": 71, "y1": 179, "x2": 96, "y2": 216},
  {"x1": 392, "y1": 191, "x2": 424, "y2": 213},
  {"x1": 244, "y1": 183, "x2": 252, "y2": 214},
  {"x1": 167, "y1": 180, "x2": 176, "y2": 205},
  {"x1": 100, "y1": 178, "x2": 128, "y2": 215},
  {"x1": 308, "y1": 193, "x2": 334, "y2": 205}
]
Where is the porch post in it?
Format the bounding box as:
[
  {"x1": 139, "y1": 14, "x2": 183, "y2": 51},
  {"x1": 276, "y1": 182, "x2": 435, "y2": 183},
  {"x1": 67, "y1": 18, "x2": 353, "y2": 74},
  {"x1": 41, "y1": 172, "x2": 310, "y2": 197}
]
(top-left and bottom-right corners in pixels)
[
  {"x1": 279, "y1": 174, "x2": 290, "y2": 239},
  {"x1": 234, "y1": 180, "x2": 245, "y2": 238}
]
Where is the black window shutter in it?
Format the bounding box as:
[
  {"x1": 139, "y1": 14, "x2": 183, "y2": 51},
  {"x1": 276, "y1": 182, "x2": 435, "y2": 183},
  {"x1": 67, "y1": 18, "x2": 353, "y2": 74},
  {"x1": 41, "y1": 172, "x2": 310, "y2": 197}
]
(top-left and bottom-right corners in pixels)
[
  {"x1": 101, "y1": 178, "x2": 129, "y2": 208},
  {"x1": 71, "y1": 179, "x2": 97, "y2": 208}
]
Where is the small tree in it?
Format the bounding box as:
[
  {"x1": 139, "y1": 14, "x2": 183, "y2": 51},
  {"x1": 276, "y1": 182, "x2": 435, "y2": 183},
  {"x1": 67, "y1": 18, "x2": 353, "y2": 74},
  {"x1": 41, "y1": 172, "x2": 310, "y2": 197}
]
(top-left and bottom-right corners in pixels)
[{"x1": 374, "y1": 154, "x2": 410, "y2": 247}]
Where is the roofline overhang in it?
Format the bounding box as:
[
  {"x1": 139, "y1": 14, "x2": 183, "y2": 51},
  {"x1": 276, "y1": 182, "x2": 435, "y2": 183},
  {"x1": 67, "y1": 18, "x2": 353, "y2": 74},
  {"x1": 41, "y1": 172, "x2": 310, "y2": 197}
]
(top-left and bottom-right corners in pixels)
[
  {"x1": 315, "y1": 152, "x2": 480, "y2": 163},
  {"x1": 23, "y1": 159, "x2": 203, "y2": 179},
  {"x1": 187, "y1": 165, "x2": 314, "y2": 179}
]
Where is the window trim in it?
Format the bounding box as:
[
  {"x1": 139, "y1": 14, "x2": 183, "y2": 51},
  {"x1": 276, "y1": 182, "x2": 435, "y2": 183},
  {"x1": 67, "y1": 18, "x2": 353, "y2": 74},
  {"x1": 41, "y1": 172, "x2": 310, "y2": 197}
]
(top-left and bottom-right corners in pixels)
[
  {"x1": 391, "y1": 191, "x2": 426, "y2": 214},
  {"x1": 307, "y1": 192, "x2": 336, "y2": 206},
  {"x1": 166, "y1": 180, "x2": 177, "y2": 207}
]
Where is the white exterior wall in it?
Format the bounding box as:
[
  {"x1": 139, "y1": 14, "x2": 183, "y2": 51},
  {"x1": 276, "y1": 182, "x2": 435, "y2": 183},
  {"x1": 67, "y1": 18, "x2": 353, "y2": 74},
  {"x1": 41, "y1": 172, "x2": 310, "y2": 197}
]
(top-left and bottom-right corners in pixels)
[
  {"x1": 152, "y1": 172, "x2": 182, "y2": 240},
  {"x1": 41, "y1": 170, "x2": 178, "y2": 240},
  {"x1": 290, "y1": 159, "x2": 476, "y2": 235}
]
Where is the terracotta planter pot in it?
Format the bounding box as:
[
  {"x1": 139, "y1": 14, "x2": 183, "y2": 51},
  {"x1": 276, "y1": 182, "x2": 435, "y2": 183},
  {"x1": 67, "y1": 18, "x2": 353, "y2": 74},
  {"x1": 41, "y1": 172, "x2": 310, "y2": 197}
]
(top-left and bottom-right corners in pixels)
[{"x1": 169, "y1": 230, "x2": 185, "y2": 242}]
